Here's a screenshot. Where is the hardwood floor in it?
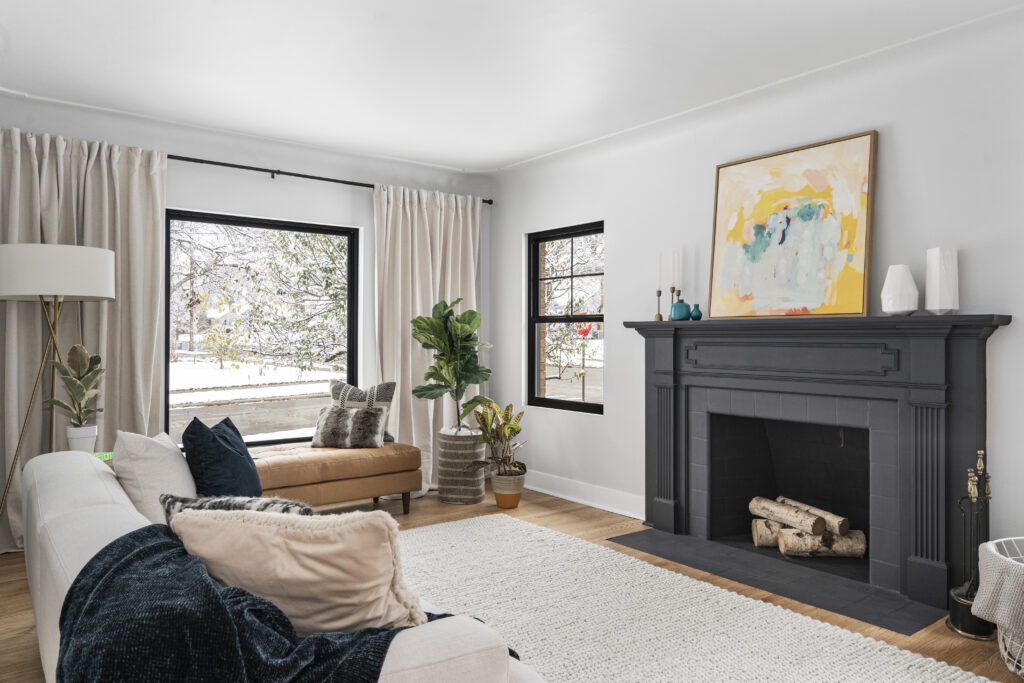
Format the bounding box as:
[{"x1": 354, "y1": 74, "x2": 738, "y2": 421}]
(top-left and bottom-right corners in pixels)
[{"x1": 0, "y1": 488, "x2": 1012, "y2": 681}]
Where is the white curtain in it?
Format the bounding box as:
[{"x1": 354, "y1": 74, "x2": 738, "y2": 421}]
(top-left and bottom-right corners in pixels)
[
  {"x1": 374, "y1": 185, "x2": 482, "y2": 491},
  {"x1": 0, "y1": 129, "x2": 166, "y2": 551}
]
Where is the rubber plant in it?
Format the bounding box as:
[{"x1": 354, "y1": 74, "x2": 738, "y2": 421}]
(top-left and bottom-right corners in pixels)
[
  {"x1": 466, "y1": 402, "x2": 526, "y2": 476},
  {"x1": 410, "y1": 298, "x2": 493, "y2": 428},
  {"x1": 43, "y1": 344, "x2": 105, "y2": 427}
]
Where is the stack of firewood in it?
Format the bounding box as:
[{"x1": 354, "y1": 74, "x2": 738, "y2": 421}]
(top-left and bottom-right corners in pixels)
[{"x1": 748, "y1": 496, "x2": 866, "y2": 558}]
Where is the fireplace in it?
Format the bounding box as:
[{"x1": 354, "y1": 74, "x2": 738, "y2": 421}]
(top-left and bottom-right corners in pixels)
[
  {"x1": 625, "y1": 315, "x2": 1009, "y2": 608},
  {"x1": 707, "y1": 415, "x2": 869, "y2": 541}
]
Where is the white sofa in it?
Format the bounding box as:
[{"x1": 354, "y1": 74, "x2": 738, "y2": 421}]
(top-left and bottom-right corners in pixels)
[{"x1": 22, "y1": 451, "x2": 541, "y2": 682}]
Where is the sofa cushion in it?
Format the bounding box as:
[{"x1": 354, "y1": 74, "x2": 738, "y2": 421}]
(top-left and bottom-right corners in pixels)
[
  {"x1": 253, "y1": 442, "x2": 421, "y2": 490},
  {"x1": 112, "y1": 431, "x2": 197, "y2": 523},
  {"x1": 312, "y1": 405, "x2": 389, "y2": 449},
  {"x1": 181, "y1": 417, "x2": 262, "y2": 497},
  {"x1": 159, "y1": 493, "x2": 313, "y2": 526},
  {"x1": 170, "y1": 508, "x2": 427, "y2": 636},
  {"x1": 330, "y1": 380, "x2": 396, "y2": 442}
]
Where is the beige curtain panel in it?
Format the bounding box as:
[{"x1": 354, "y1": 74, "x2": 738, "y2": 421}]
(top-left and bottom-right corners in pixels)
[
  {"x1": 374, "y1": 186, "x2": 482, "y2": 492},
  {"x1": 0, "y1": 128, "x2": 166, "y2": 551}
]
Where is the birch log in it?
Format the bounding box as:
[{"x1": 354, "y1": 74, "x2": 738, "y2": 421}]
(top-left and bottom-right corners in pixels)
[
  {"x1": 777, "y1": 529, "x2": 867, "y2": 558},
  {"x1": 748, "y1": 496, "x2": 825, "y2": 535},
  {"x1": 751, "y1": 518, "x2": 786, "y2": 547},
  {"x1": 776, "y1": 496, "x2": 850, "y2": 536}
]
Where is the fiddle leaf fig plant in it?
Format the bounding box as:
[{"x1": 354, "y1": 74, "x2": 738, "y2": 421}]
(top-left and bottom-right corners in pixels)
[
  {"x1": 43, "y1": 344, "x2": 105, "y2": 428},
  {"x1": 411, "y1": 298, "x2": 493, "y2": 428}
]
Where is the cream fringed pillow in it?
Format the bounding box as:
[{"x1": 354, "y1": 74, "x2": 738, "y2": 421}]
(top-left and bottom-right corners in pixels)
[{"x1": 170, "y1": 509, "x2": 426, "y2": 636}]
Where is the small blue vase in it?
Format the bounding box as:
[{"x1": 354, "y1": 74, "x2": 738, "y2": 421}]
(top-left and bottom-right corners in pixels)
[
  {"x1": 690, "y1": 304, "x2": 703, "y2": 320},
  {"x1": 670, "y1": 299, "x2": 691, "y2": 321}
]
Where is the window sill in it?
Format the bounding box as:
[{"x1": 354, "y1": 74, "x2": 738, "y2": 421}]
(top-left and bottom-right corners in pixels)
[{"x1": 526, "y1": 397, "x2": 603, "y2": 415}]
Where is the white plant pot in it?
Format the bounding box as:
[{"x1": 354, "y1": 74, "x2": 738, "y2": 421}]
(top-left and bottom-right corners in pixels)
[
  {"x1": 66, "y1": 425, "x2": 98, "y2": 454},
  {"x1": 880, "y1": 264, "x2": 919, "y2": 316},
  {"x1": 926, "y1": 247, "x2": 959, "y2": 315}
]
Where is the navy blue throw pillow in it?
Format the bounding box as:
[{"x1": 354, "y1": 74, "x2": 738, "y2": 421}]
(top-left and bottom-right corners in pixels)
[{"x1": 181, "y1": 417, "x2": 262, "y2": 497}]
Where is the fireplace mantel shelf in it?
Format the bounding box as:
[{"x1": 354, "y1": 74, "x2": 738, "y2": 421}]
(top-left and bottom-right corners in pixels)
[
  {"x1": 624, "y1": 314, "x2": 1010, "y2": 336},
  {"x1": 626, "y1": 312, "x2": 1010, "y2": 608}
]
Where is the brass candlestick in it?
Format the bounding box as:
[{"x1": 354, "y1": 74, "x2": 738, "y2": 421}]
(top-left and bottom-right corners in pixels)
[{"x1": 655, "y1": 290, "x2": 663, "y2": 321}]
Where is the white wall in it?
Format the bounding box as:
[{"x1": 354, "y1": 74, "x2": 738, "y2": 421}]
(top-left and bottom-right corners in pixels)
[
  {"x1": 489, "y1": 14, "x2": 1024, "y2": 536},
  {"x1": 0, "y1": 92, "x2": 495, "y2": 386}
]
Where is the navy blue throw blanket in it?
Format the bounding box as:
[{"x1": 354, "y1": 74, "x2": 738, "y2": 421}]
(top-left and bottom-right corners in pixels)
[{"x1": 58, "y1": 525, "x2": 447, "y2": 682}]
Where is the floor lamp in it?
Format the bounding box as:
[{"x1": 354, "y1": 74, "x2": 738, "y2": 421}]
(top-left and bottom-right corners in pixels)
[{"x1": 0, "y1": 244, "x2": 115, "y2": 522}]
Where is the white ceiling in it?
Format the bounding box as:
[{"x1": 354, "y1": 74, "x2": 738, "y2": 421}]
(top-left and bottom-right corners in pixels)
[{"x1": 0, "y1": 1, "x2": 1020, "y2": 172}]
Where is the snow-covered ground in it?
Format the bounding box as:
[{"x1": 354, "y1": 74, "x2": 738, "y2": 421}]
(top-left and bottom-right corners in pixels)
[
  {"x1": 169, "y1": 382, "x2": 329, "y2": 406},
  {"x1": 169, "y1": 358, "x2": 337, "y2": 391}
]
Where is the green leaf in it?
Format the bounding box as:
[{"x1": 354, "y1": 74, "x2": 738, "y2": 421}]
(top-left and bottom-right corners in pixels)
[
  {"x1": 460, "y1": 364, "x2": 491, "y2": 387},
  {"x1": 411, "y1": 317, "x2": 449, "y2": 352},
  {"x1": 67, "y1": 344, "x2": 91, "y2": 378},
  {"x1": 42, "y1": 398, "x2": 76, "y2": 416},
  {"x1": 460, "y1": 394, "x2": 494, "y2": 421},
  {"x1": 412, "y1": 383, "x2": 451, "y2": 400},
  {"x1": 78, "y1": 367, "x2": 105, "y2": 391},
  {"x1": 423, "y1": 365, "x2": 448, "y2": 384},
  {"x1": 60, "y1": 375, "x2": 88, "y2": 404},
  {"x1": 49, "y1": 360, "x2": 72, "y2": 379},
  {"x1": 455, "y1": 309, "x2": 481, "y2": 334}
]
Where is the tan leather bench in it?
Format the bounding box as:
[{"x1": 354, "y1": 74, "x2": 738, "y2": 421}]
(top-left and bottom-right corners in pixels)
[{"x1": 250, "y1": 442, "x2": 421, "y2": 514}]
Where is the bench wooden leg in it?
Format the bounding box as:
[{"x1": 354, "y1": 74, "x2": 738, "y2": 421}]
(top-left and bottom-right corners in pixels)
[
  {"x1": 402, "y1": 492, "x2": 410, "y2": 515},
  {"x1": 373, "y1": 497, "x2": 380, "y2": 508}
]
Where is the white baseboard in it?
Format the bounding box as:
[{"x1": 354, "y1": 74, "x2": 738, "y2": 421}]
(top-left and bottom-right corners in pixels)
[{"x1": 525, "y1": 469, "x2": 645, "y2": 520}]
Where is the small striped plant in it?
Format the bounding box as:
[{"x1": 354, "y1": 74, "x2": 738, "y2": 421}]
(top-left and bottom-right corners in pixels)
[{"x1": 466, "y1": 402, "x2": 526, "y2": 477}]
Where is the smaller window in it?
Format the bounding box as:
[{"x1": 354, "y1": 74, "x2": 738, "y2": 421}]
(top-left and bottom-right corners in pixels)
[{"x1": 527, "y1": 222, "x2": 604, "y2": 413}]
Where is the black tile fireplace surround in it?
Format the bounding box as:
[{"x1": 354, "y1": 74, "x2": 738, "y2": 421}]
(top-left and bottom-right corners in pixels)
[{"x1": 625, "y1": 315, "x2": 1009, "y2": 609}]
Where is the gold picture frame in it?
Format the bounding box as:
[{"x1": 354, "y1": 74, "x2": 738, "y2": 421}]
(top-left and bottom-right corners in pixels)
[{"x1": 708, "y1": 131, "x2": 877, "y2": 319}]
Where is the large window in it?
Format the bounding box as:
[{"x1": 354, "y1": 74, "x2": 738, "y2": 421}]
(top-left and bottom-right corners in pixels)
[
  {"x1": 165, "y1": 210, "x2": 358, "y2": 445},
  {"x1": 528, "y1": 222, "x2": 604, "y2": 413}
]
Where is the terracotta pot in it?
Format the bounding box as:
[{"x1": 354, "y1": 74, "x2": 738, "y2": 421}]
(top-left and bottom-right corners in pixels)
[
  {"x1": 492, "y1": 473, "x2": 525, "y2": 509},
  {"x1": 437, "y1": 431, "x2": 486, "y2": 504}
]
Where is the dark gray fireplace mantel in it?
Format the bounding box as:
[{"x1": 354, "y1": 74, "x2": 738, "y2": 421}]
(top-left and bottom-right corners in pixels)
[{"x1": 624, "y1": 314, "x2": 1010, "y2": 608}]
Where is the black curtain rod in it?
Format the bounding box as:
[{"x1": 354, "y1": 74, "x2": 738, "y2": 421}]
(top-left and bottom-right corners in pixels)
[{"x1": 167, "y1": 154, "x2": 494, "y2": 205}]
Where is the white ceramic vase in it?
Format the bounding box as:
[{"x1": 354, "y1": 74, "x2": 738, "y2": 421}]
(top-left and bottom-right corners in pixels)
[
  {"x1": 926, "y1": 247, "x2": 959, "y2": 315},
  {"x1": 880, "y1": 264, "x2": 919, "y2": 316},
  {"x1": 66, "y1": 425, "x2": 98, "y2": 454}
]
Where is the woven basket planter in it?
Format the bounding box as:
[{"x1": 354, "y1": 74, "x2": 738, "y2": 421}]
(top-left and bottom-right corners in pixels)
[{"x1": 437, "y1": 431, "x2": 485, "y2": 504}]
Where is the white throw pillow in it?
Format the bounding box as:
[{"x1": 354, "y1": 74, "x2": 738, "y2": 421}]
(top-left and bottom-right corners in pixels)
[
  {"x1": 113, "y1": 431, "x2": 197, "y2": 523},
  {"x1": 170, "y1": 508, "x2": 426, "y2": 636}
]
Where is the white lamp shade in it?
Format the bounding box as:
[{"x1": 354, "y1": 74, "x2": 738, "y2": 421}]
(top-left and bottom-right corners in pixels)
[{"x1": 0, "y1": 244, "x2": 115, "y2": 301}]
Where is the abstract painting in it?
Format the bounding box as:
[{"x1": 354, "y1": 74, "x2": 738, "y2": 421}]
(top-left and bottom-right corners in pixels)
[{"x1": 709, "y1": 131, "x2": 876, "y2": 318}]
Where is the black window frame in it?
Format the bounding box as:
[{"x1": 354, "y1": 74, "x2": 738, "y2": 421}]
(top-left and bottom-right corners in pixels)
[
  {"x1": 164, "y1": 209, "x2": 359, "y2": 447},
  {"x1": 527, "y1": 220, "x2": 604, "y2": 414}
]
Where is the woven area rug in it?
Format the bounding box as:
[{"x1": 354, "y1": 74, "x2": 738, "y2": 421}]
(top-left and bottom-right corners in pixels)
[{"x1": 399, "y1": 515, "x2": 985, "y2": 682}]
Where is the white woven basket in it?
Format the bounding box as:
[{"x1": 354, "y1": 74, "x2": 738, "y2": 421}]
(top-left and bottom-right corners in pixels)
[{"x1": 992, "y1": 537, "x2": 1024, "y2": 678}]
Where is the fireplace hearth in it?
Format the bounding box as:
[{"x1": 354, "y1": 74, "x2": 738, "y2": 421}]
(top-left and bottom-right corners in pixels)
[{"x1": 625, "y1": 315, "x2": 1009, "y2": 608}]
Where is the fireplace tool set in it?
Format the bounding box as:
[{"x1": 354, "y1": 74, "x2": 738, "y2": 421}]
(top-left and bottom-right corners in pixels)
[{"x1": 946, "y1": 450, "x2": 996, "y2": 640}]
